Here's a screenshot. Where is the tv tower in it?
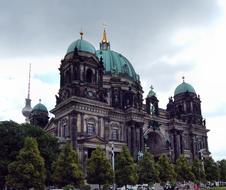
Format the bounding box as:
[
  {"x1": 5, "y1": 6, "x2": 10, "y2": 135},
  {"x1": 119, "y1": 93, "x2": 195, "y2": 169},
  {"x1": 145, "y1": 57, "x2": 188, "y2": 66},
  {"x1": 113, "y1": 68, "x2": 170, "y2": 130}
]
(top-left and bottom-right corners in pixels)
[{"x1": 22, "y1": 63, "x2": 32, "y2": 123}]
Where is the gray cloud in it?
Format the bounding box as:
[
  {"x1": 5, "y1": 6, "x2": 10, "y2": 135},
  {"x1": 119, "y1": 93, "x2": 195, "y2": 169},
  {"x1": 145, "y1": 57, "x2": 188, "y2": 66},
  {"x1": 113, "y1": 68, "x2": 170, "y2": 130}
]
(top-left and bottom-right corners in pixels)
[{"x1": 0, "y1": 0, "x2": 222, "y2": 58}]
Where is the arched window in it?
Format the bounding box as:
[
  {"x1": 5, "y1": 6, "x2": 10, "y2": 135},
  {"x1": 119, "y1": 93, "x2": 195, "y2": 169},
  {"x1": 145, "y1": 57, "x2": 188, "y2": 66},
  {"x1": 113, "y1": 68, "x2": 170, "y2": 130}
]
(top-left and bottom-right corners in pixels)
[
  {"x1": 73, "y1": 66, "x2": 78, "y2": 80},
  {"x1": 66, "y1": 70, "x2": 71, "y2": 83},
  {"x1": 86, "y1": 68, "x2": 93, "y2": 83}
]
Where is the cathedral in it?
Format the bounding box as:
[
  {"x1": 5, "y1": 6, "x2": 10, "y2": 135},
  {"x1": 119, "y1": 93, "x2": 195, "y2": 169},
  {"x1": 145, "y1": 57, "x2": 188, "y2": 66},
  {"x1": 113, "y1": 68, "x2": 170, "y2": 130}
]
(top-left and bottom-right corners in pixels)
[{"x1": 22, "y1": 30, "x2": 210, "y2": 169}]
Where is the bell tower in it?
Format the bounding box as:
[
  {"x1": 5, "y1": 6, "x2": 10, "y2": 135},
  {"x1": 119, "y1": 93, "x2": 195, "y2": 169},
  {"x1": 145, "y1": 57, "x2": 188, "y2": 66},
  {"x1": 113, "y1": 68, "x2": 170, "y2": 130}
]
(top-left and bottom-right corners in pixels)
[{"x1": 56, "y1": 32, "x2": 105, "y2": 105}]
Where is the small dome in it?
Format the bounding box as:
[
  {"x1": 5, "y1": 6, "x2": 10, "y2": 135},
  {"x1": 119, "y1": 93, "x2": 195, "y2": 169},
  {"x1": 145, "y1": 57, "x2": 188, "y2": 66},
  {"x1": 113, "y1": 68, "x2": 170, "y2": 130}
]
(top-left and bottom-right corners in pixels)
[
  {"x1": 32, "y1": 102, "x2": 48, "y2": 113},
  {"x1": 66, "y1": 39, "x2": 96, "y2": 55},
  {"x1": 96, "y1": 50, "x2": 139, "y2": 81},
  {"x1": 174, "y1": 81, "x2": 196, "y2": 96},
  {"x1": 147, "y1": 86, "x2": 156, "y2": 97}
]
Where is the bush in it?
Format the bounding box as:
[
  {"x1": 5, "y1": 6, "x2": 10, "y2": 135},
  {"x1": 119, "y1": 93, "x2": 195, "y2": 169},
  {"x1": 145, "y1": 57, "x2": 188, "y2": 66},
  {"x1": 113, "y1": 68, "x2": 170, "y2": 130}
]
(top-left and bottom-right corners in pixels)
[
  {"x1": 103, "y1": 184, "x2": 110, "y2": 190},
  {"x1": 80, "y1": 184, "x2": 91, "y2": 190},
  {"x1": 63, "y1": 184, "x2": 76, "y2": 190}
]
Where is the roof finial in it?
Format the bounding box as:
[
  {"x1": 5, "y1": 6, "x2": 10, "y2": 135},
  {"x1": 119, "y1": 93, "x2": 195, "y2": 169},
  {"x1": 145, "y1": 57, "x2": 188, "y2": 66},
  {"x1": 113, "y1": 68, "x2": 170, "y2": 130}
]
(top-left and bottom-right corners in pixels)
[
  {"x1": 39, "y1": 99, "x2": 41, "y2": 103},
  {"x1": 150, "y1": 85, "x2": 154, "y2": 91},
  {"x1": 80, "y1": 27, "x2": 84, "y2": 40},
  {"x1": 102, "y1": 23, "x2": 108, "y2": 43},
  {"x1": 182, "y1": 76, "x2": 185, "y2": 82}
]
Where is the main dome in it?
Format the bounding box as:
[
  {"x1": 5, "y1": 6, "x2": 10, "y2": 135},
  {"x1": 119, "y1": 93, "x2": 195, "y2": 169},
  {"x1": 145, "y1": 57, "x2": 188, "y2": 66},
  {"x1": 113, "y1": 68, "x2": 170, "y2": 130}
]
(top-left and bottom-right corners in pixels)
[
  {"x1": 174, "y1": 81, "x2": 196, "y2": 96},
  {"x1": 66, "y1": 39, "x2": 96, "y2": 55},
  {"x1": 96, "y1": 50, "x2": 139, "y2": 81}
]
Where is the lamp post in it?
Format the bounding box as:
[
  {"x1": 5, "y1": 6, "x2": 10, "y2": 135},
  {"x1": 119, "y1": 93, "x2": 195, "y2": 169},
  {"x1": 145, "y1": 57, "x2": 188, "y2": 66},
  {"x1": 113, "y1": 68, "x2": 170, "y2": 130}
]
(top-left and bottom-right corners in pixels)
[
  {"x1": 198, "y1": 148, "x2": 206, "y2": 173},
  {"x1": 112, "y1": 143, "x2": 115, "y2": 190}
]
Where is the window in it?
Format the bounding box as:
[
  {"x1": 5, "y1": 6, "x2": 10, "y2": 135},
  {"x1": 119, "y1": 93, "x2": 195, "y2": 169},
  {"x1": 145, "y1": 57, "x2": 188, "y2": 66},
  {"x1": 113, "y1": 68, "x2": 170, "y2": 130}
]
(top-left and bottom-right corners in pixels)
[
  {"x1": 61, "y1": 119, "x2": 69, "y2": 138},
  {"x1": 86, "y1": 68, "x2": 93, "y2": 83},
  {"x1": 112, "y1": 128, "x2": 119, "y2": 140},
  {"x1": 87, "y1": 120, "x2": 95, "y2": 135}
]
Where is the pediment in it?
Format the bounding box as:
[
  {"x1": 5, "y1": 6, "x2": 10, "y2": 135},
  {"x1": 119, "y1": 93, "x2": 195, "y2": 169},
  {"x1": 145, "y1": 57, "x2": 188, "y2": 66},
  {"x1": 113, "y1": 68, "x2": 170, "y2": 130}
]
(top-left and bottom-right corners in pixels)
[{"x1": 84, "y1": 135, "x2": 106, "y2": 144}]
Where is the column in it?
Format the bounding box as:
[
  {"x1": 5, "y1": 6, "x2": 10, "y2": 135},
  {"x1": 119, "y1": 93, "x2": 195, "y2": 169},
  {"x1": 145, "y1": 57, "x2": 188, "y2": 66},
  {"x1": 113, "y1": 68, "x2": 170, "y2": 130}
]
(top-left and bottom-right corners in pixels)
[
  {"x1": 132, "y1": 124, "x2": 137, "y2": 159},
  {"x1": 127, "y1": 126, "x2": 131, "y2": 151},
  {"x1": 140, "y1": 127, "x2": 144, "y2": 151},
  {"x1": 70, "y1": 112, "x2": 77, "y2": 149}
]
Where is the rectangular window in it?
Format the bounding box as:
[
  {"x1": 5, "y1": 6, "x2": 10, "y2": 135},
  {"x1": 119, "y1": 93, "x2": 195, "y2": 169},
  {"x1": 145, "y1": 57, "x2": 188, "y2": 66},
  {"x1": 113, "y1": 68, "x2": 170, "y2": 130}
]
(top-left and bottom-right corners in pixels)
[
  {"x1": 87, "y1": 122, "x2": 95, "y2": 135},
  {"x1": 112, "y1": 128, "x2": 119, "y2": 140}
]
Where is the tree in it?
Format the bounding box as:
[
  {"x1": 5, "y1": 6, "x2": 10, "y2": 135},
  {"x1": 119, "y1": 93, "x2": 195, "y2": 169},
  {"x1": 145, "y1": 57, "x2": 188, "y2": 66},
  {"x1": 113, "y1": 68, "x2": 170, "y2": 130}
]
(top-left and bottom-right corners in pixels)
[
  {"x1": 218, "y1": 159, "x2": 226, "y2": 181},
  {"x1": 138, "y1": 152, "x2": 159, "y2": 184},
  {"x1": 52, "y1": 142, "x2": 84, "y2": 188},
  {"x1": 87, "y1": 147, "x2": 113, "y2": 189},
  {"x1": 0, "y1": 121, "x2": 59, "y2": 188},
  {"x1": 192, "y1": 159, "x2": 206, "y2": 182},
  {"x1": 157, "y1": 155, "x2": 176, "y2": 183},
  {"x1": 20, "y1": 123, "x2": 59, "y2": 186},
  {"x1": 0, "y1": 121, "x2": 21, "y2": 188},
  {"x1": 115, "y1": 146, "x2": 138, "y2": 188},
  {"x1": 204, "y1": 157, "x2": 220, "y2": 182},
  {"x1": 6, "y1": 137, "x2": 46, "y2": 189},
  {"x1": 175, "y1": 155, "x2": 194, "y2": 182}
]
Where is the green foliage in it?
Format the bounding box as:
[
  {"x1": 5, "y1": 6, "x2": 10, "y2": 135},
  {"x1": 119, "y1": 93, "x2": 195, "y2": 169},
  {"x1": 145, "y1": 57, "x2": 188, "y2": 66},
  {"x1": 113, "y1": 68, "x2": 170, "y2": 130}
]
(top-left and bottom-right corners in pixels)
[
  {"x1": 63, "y1": 184, "x2": 76, "y2": 190},
  {"x1": 80, "y1": 184, "x2": 91, "y2": 190},
  {"x1": 218, "y1": 159, "x2": 226, "y2": 181},
  {"x1": 175, "y1": 155, "x2": 194, "y2": 182},
  {"x1": 6, "y1": 137, "x2": 46, "y2": 189},
  {"x1": 0, "y1": 121, "x2": 21, "y2": 188},
  {"x1": 204, "y1": 157, "x2": 220, "y2": 182},
  {"x1": 0, "y1": 121, "x2": 59, "y2": 187},
  {"x1": 103, "y1": 184, "x2": 110, "y2": 190},
  {"x1": 87, "y1": 147, "x2": 113, "y2": 189},
  {"x1": 115, "y1": 146, "x2": 138, "y2": 187},
  {"x1": 192, "y1": 159, "x2": 206, "y2": 182},
  {"x1": 52, "y1": 142, "x2": 84, "y2": 188},
  {"x1": 138, "y1": 152, "x2": 159, "y2": 184},
  {"x1": 157, "y1": 155, "x2": 176, "y2": 183}
]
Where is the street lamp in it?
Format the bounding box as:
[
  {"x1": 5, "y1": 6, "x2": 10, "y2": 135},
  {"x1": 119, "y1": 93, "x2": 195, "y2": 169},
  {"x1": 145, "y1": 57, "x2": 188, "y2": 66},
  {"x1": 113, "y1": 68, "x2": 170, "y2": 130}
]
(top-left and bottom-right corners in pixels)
[
  {"x1": 112, "y1": 143, "x2": 115, "y2": 190},
  {"x1": 198, "y1": 148, "x2": 206, "y2": 173}
]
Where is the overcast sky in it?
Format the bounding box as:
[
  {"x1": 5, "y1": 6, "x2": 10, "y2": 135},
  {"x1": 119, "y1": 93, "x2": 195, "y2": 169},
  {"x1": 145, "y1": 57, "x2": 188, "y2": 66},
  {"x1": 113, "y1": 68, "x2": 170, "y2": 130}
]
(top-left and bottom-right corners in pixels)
[{"x1": 1, "y1": 0, "x2": 226, "y2": 160}]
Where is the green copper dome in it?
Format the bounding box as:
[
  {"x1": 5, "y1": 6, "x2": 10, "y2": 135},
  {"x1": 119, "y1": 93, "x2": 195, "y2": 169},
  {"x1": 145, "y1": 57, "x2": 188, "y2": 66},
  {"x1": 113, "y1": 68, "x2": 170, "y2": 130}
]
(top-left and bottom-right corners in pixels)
[
  {"x1": 66, "y1": 39, "x2": 96, "y2": 54},
  {"x1": 32, "y1": 102, "x2": 48, "y2": 113},
  {"x1": 147, "y1": 86, "x2": 156, "y2": 97},
  {"x1": 96, "y1": 50, "x2": 139, "y2": 81},
  {"x1": 174, "y1": 81, "x2": 196, "y2": 96}
]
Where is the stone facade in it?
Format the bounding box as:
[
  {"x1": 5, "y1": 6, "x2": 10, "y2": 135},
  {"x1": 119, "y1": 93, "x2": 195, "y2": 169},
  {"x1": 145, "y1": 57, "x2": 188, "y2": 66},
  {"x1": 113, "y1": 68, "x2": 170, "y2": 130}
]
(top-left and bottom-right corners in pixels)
[{"x1": 44, "y1": 33, "x2": 209, "y2": 169}]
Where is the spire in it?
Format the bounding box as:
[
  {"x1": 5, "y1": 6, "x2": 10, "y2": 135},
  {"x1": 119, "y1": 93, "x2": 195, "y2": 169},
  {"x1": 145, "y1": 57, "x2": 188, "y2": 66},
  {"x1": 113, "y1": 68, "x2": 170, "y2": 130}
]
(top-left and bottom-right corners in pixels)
[
  {"x1": 22, "y1": 63, "x2": 32, "y2": 123},
  {"x1": 102, "y1": 28, "x2": 108, "y2": 43},
  {"x1": 100, "y1": 24, "x2": 110, "y2": 50},
  {"x1": 182, "y1": 76, "x2": 185, "y2": 83},
  {"x1": 27, "y1": 63, "x2": 31, "y2": 99}
]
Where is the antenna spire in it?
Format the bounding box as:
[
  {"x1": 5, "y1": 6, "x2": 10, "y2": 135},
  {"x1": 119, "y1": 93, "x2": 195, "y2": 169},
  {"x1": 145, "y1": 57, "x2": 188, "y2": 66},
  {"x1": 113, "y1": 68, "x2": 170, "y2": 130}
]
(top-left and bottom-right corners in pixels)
[
  {"x1": 22, "y1": 63, "x2": 32, "y2": 123},
  {"x1": 28, "y1": 63, "x2": 31, "y2": 99}
]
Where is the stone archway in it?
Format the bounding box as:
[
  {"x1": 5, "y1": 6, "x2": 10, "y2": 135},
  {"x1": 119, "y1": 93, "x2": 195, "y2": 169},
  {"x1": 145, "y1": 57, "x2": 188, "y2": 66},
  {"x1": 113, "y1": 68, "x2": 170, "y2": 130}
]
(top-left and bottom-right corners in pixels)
[{"x1": 146, "y1": 131, "x2": 164, "y2": 155}]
